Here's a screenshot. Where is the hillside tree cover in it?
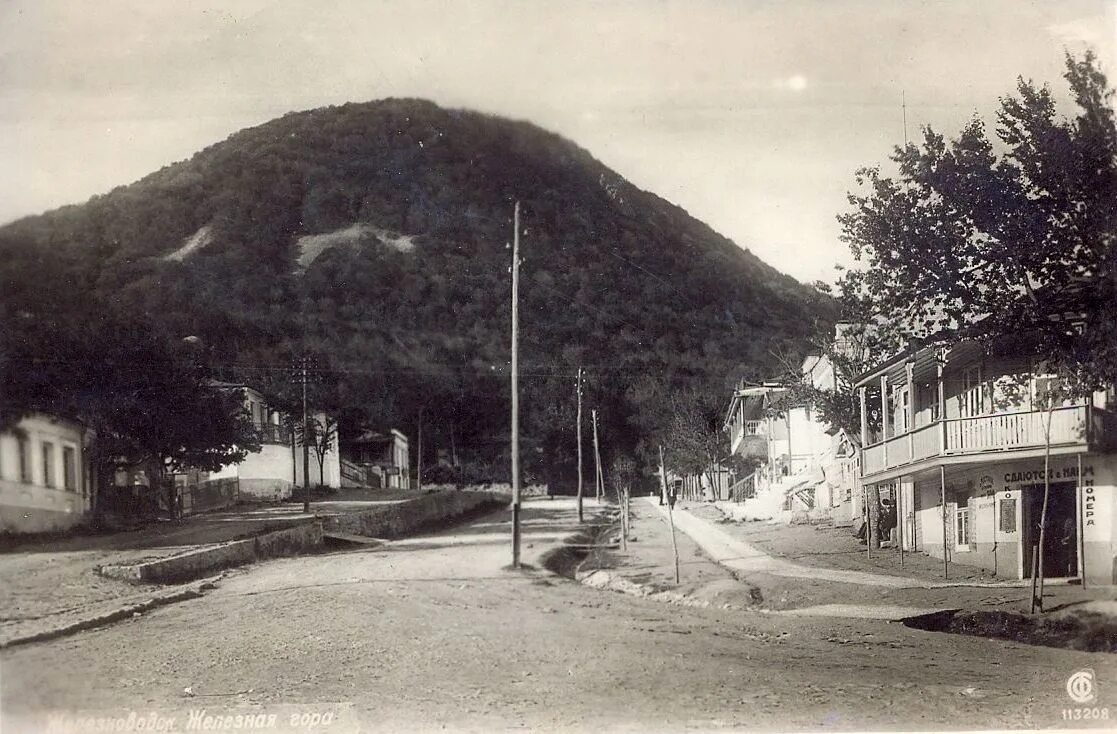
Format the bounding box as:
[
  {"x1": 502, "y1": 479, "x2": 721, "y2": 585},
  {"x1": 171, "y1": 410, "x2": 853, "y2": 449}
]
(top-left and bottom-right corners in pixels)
[{"x1": 0, "y1": 99, "x2": 834, "y2": 485}]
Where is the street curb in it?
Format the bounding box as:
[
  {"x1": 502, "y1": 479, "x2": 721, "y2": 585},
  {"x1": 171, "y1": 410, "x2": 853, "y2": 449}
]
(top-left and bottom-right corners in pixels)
[{"x1": 0, "y1": 574, "x2": 224, "y2": 650}]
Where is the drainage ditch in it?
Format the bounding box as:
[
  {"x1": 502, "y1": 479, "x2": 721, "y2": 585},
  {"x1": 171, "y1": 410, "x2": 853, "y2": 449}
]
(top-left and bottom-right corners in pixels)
[
  {"x1": 540, "y1": 512, "x2": 617, "y2": 579},
  {"x1": 902, "y1": 608, "x2": 1117, "y2": 653}
]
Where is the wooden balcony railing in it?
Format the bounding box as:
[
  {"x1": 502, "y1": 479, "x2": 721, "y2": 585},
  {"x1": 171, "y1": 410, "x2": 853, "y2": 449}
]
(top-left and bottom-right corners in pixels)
[
  {"x1": 860, "y1": 405, "x2": 1095, "y2": 479},
  {"x1": 943, "y1": 407, "x2": 1086, "y2": 453},
  {"x1": 340, "y1": 458, "x2": 375, "y2": 487},
  {"x1": 254, "y1": 421, "x2": 292, "y2": 445}
]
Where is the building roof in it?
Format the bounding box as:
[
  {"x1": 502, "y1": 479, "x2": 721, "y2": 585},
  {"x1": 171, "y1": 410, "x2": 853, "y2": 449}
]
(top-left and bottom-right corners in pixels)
[
  {"x1": 346, "y1": 428, "x2": 408, "y2": 446},
  {"x1": 722, "y1": 383, "x2": 787, "y2": 429}
]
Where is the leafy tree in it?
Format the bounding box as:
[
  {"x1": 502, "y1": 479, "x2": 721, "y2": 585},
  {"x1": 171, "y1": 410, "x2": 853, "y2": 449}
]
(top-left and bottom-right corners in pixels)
[
  {"x1": 838, "y1": 51, "x2": 1117, "y2": 600},
  {"x1": 1, "y1": 307, "x2": 259, "y2": 517},
  {"x1": 768, "y1": 323, "x2": 886, "y2": 442},
  {"x1": 659, "y1": 388, "x2": 729, "y2": 501},
  {"x1": 294, "y1": 416, "x2": 339, "y2": 488}
]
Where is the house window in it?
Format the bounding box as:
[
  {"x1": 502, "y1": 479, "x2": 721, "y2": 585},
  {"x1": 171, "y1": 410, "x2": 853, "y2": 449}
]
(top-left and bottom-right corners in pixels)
[
  {"x1": 17, "y1": 436, "x2": 31, "y2": 483},
  {"x1": 63, "y1": 446, "x2": 78, "y2": 492},
  {"x1": 1032, "y1": 373, "x2": 1074, "y2": 410},
  {"x1": 42, "y1": 441, "x2": 56, "y2": 488},
  {"x1": 893, "y1": 385, "x2": 910, "y2": 433},
  {"x1": 955, "y1": 505, "x2": 970, "y2": 549},
  {"x1": 960, "y1": 366, "x2": 985, "y2": 418},
  {"x1": 916, "y1": 382, "x2": 938, "y2": 425}
]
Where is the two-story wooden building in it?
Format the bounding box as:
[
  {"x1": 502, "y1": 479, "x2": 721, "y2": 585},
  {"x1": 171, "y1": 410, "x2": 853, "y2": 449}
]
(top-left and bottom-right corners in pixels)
[{"x1": 855, "y1": 341, "x2": 1117, "y2": 585}]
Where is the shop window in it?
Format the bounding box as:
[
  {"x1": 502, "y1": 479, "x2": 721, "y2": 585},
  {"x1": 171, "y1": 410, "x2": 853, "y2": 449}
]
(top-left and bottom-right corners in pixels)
[{"x1": 955, "y1": 505, "x2": 970, "y2": 549}]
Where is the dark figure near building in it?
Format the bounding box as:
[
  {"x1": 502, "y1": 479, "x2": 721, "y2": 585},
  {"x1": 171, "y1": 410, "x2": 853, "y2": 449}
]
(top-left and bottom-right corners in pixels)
[
  {"x1": 880, "y1": 497, "x2": 897, "y2": 533},
  {"x1": 667, "y1": 484, "x2": 679, "y2": 510}
]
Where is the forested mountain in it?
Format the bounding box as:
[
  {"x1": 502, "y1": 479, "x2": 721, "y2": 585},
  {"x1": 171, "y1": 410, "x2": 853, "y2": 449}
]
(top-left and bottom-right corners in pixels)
[{"x1": 0, "y1": 98, "x2": 833, "y2": 481}]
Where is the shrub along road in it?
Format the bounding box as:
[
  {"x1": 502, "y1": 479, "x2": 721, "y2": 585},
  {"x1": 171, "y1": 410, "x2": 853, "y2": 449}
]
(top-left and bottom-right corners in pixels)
[{"x1": 2, "y1": 498, "x2": 1113, "y2": 732}]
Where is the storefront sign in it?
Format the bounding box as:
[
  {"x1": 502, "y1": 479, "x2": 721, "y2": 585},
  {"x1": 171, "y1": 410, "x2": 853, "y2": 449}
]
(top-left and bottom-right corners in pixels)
[
  {"x1": 1084, "y1": 484, "x2": 1096, "y2": 528},
  {"x1": 1004, "y1": 465, "x2": 1093, "y2": 483}
]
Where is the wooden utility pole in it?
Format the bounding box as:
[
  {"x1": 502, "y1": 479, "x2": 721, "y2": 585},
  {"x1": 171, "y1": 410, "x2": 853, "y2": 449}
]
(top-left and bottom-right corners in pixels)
[
  {"x1": 576, "y1": 367, "x2": 584, "y2": 522},
  {"x1": 660, "y1": 445, "x2": 680, "y2": 583},
  {"x1": 592, "y1": 409, "x2": 603, "y2": 502},
  {"x1": 417, "y1": 407, "x2": 424, "y2": 491},
  {"x1": 510, "y1": 201, "x2": 522, "y2": 569},
  {"x1": 302, "y1": 356, "x2": 311, "y2": 514},
  {"x1": 450, "y1": 421, "x2": 458, "y2": 467},
  {"x1": 1034, "y1": 405, "x2": 1056, "y2": 612},
  {"x1": 941, "y1": 465, "x2": 949, "y2": 579}
]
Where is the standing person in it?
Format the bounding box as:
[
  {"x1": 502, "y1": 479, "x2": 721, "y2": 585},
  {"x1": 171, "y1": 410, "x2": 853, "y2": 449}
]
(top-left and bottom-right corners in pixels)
[{"x1": 880, "y1": 497, "x2": 897, "y2": 545}]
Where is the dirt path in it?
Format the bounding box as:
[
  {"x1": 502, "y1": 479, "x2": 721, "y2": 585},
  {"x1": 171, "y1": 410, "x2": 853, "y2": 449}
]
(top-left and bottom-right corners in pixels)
[{"x1": 668, "y1": 500, "x2": 1116, "y2": 615}]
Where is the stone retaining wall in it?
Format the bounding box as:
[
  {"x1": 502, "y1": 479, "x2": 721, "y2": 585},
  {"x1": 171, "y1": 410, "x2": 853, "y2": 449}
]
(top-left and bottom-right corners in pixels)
[
  {"x1": 100, "y1": 489, "x2": 509, "y2": 584},
  {"x1": 100, "y1": 522, "x2": 323, "y2": 584},
  {"x1": 323, "y1": 489, "x2": 510, "y2": 538}
]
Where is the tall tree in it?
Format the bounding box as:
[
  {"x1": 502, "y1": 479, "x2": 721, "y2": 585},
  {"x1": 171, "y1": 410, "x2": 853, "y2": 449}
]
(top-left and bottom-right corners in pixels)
[
  {"x1": 837, "y1": 51, "x2": 1117, "y2": 601},
  {"x1": 297, "y1": 415, "x2": 339, "y2": 489},
  {"x1": 1, "y1": 304, "x2": 259, "y2": 517}
]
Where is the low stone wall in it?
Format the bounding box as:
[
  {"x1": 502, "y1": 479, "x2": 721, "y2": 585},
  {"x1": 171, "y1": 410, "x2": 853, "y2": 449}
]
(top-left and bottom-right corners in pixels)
[
  {"x1": 323, "y1": 489, "x2": 510, "y2": 538},
  {"x1": 100, "y1": 490, "x2": 508, "y2": 584},
  {"x1": 100, "y1": 522, "x2": 323, "y2": 584}
]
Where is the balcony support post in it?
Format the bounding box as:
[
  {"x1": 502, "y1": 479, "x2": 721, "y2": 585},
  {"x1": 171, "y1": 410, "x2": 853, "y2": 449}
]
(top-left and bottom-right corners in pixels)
[
  {"x1": 906, "y1": 362, "x2": 915, "y2": 458},
  {"x1": 880, "y1": 375, "x2": 889, "y2": 466},
  {"x1": 858, "y1": 387, "x2": 868, "y2": 447},
  {"x1": 937, "y1": 356, "x2": 947, "y2": 452},
  {"x1": 1077, "y1": 452, "x2": 1086, "y2": 588},
  {"x1": 940, "y1": 464, "x2": 949, "y2": 579}
]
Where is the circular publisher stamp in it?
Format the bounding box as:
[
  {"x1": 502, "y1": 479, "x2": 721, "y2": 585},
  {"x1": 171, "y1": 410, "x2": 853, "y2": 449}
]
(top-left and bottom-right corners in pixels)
[{"x1": 1067, "y1": 669, "x2": 1096, "y2": 705}]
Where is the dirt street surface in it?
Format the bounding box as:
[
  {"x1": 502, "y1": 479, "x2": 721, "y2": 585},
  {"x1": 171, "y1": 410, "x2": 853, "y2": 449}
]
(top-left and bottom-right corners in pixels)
[
  {"x1": 2, "y1": 498, "x2": 1115, "y2": 733},
  {"x1": 0, "y1": 490, "x2": 416, "y2": 644}
]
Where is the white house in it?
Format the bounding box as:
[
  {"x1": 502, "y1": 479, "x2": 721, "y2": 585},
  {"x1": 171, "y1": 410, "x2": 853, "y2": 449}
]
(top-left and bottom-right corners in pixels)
[
  {"x1": 342, "y1": 429, "x2": 410, "y2": 489},
  {"x1": 723, "y1": 356, "x2": 859, "y2": 523},
  {"x1": 207, "y1": 385, "x2": 341, "y2": 502},
  {"x1": 0, "y1": 413, "x2": 93, "y2": 533}
]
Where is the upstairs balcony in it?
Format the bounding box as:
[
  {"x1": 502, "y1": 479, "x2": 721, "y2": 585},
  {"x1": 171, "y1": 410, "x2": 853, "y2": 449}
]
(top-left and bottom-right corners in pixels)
[
  {"x1": 253, "y1": 421, "x2": 292, "y2": 445},
  {"x1": 861, "y1": 404, "x2": 1113, "y2": 480},
  {"x1": 729, "y1": 420, "x2": 767, "y2": 458}
]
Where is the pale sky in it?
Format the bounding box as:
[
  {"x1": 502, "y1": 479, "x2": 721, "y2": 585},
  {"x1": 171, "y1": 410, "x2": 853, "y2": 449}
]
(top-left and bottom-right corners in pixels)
[{"x1": 1, "y1": 0, "x2": 1113, "y2": 283}]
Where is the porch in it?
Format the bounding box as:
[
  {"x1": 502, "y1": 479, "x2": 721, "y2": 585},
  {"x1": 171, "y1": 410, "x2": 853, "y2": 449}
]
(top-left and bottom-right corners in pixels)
[{"x1": 862, "y1": 404, "x2": 1104, "y2": 480}]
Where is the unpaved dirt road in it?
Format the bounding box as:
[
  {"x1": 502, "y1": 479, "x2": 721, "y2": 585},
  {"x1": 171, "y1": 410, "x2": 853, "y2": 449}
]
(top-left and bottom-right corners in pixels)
[{"x1": 2, "y1": 499, "x2": 1114, "y2": 732}]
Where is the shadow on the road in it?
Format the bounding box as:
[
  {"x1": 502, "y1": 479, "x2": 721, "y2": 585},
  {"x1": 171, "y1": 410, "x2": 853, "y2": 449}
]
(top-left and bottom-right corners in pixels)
[
  {"x1": 376, "y1": 539, "x2": 510, "y2": 553},
  {"x1": 223, "y1": 573, "x2": 555, "y2": 598}
]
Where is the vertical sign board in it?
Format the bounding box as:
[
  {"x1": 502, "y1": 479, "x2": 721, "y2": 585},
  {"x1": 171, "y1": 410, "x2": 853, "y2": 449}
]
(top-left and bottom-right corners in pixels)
[{"x1": 999, "y1": 496, "x2": 1017, "y2": 533}]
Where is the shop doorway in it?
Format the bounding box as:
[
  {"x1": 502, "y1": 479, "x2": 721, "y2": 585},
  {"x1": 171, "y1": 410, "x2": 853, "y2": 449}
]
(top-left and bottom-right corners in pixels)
[{"x1": 1022, "y1": 481, "x2": 1078, "y2": 578}]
